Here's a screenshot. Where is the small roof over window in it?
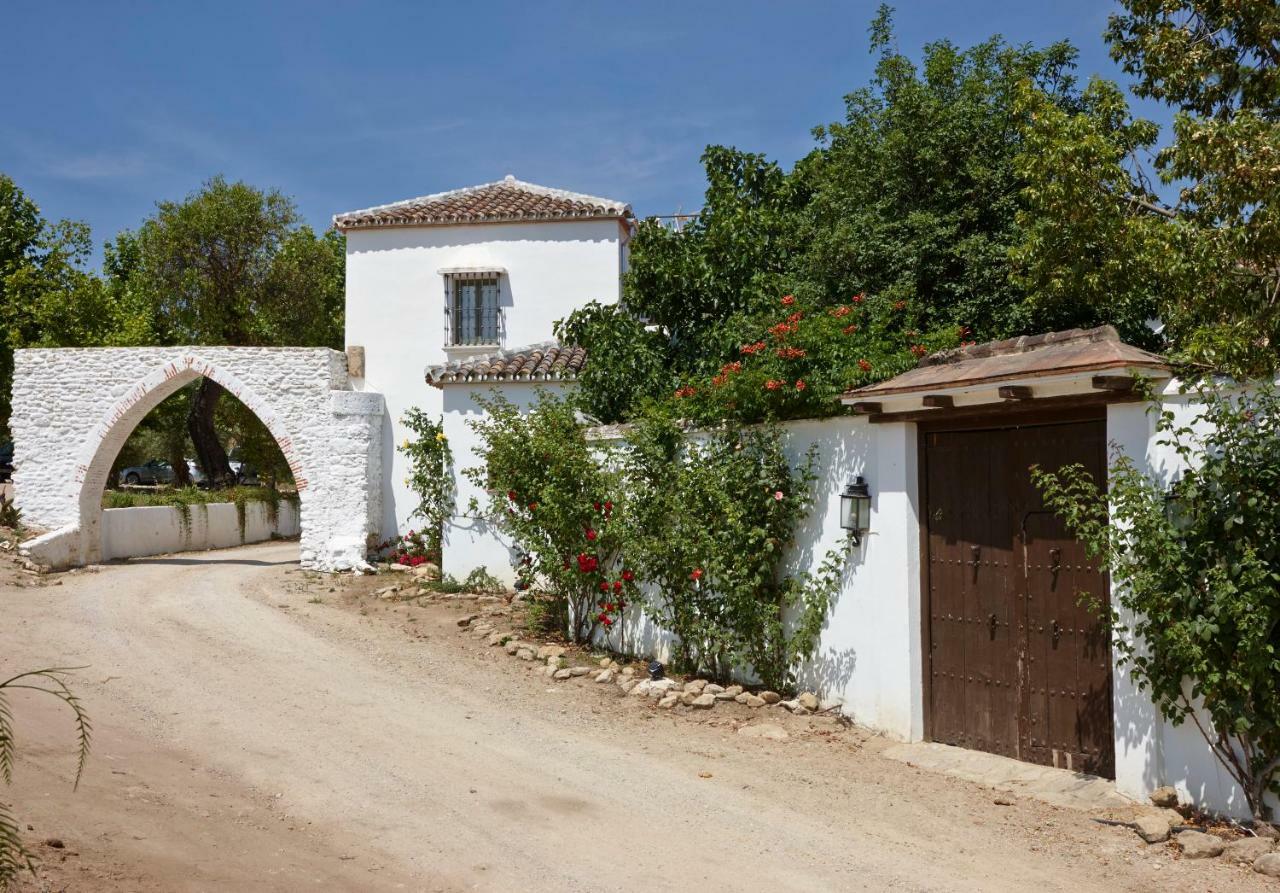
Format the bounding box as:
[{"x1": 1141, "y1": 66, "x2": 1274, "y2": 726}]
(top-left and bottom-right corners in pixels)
[
  {"x1": 334, "y1": 176, "x2": 631, "y2": 231},
  {"x1": 426, "y1": 341, "x2": 586, "y2": 387}
]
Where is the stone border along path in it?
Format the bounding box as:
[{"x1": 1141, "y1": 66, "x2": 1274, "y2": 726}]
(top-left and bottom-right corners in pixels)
[{"x1": 374, "y1": 575, "x2": 1280, "y2": 883}]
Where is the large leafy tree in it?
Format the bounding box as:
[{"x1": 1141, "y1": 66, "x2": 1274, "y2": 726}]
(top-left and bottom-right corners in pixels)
[
  {"x1": 563, "y1": 9, "x2": 1147, "y2": 424},
  {"x1": 794, "y1": 10, "x2": 1081, "y2": 341},
  {"x1": 0, "y1": 175, "x2": 149, "y2": 439},
  {"x1": 1017, "y1": 0, "x2": 1280, "y2": 375},
  {"x1": 124, "y1": 176, "x2": 344, "y2": 482}
]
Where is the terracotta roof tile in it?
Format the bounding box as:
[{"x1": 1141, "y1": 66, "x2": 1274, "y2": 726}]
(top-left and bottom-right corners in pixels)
[
  {"x1": 842, "y1": 326, "x2": 1167, "y2": 400},
  {"x1": 335, "y1": 176, "x2": 631, "y2": 231},
  {"x1": 426, "y1": 342, "x2": 586, "y2": 387}
]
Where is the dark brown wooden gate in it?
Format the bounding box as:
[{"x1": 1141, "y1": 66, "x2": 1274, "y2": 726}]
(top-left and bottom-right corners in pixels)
[{"x1": 922, "y1": 414, "x2": 1114, "y2": 778}]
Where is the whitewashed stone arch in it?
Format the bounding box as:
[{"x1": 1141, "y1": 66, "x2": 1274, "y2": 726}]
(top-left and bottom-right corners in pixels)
[{"x1": 11, "y1": 347, "x2": 384, "y2": 571}]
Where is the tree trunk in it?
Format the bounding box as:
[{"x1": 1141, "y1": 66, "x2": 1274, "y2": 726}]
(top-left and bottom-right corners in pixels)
[
  {"x1": 187, "y1": 378, "x2": 233, "y2": 487},
  {"x1": 168, "y1": 438, "x2": 192, "y2": 488}
]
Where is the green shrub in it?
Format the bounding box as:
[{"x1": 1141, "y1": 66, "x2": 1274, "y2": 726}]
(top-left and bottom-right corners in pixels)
[
  {"x1": 463, "y1": 391, "x2": 639, "y2": 643},
  {"x1": 624, "y1": 409, "x2": 845, "y2": 688},
  {"x1": 1034, "y1": 383, "x2": 1280, "y2": 820},
  {"x1": 466, "y1": 390, "x2": 846, "y2": 688}
]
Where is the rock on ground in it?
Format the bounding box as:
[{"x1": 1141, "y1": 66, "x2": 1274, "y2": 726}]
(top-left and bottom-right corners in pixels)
[
  {"x1": 1176, "y1": 830, "x2": 1225, "y2": 859},
  {"x1": 1132, "y1": 815, "x2": 1170, "y2": 844},
  {"x1": 798, "y1": 692, "x2": 819, "y2": 711},
  {"x1": 1149, "y1": 785, "x2": 1179, "y2": 808},
  {"x1": 691, "y1": 693, "x2": 716, "y2": 709},
  {"x1": 1223, "y1": 836, "x2": 1275, "y2": 865},
  {"x1": 737, "y1": 723, "x2": 788, "y2": 741},
  {"x1": 683, "y1": 679, "x2": 707, "y2": 694},
  {"x1": 1255, "y1": 852, "x2": 1280, "y2": 878}
]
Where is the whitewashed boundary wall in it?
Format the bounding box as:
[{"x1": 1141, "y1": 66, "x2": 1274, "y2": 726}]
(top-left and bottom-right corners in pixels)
[
  {"x1": 101, "y1": 500, "x2": 300, "y2": 560},
  {"x1": 443, "y1": 409, "x2": 924, "y2": 741},
  {"x1": 12, "y1": 347, "x2": 385, "y2": 571},
  {"x1": 442, "y1": 391, "x2": 1274, "y2": 818},
  {"x1": 1107, "y1": 391, "x2": 1279, "y2": 820},
  {"x1": 439, "y1": 380, "x2": 575, "y2": 585}
]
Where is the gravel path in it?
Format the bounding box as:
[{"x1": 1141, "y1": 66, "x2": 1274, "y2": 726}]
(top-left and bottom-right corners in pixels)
[{"x1": 1, "y1": 542, "x2": 1271, "y2": 891}]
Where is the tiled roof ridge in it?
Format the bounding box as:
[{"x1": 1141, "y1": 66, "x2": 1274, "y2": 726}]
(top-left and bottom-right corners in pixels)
[
  {"x1": 425, "y1": 340, "x2": 586, "y2": 386},
  {"x1": 334, "y1": 175, "x2": 631, "y2": 230},
  {"x1": 919, "y1": 326, "x2": 1123, "y2": 367}
]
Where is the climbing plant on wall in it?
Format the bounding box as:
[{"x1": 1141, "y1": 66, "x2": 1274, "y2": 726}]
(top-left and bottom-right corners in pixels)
[{"x1": 1033, "y1": 383, "x2": 1280, "y2": 820}]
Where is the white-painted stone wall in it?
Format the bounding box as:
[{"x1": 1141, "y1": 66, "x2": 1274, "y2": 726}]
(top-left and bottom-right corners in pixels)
[
  {"x1": 439, "y1": 380, "x2": 575, "y2": 584},
  {"x1": 101, "y1": 500, "x2": 300, "y2": 560},
  {"x1": 1108, "y1": 389, "x2": 1279, "y2": 820},
  {"x1": 343, "y1": 219, "x2": 627, "y2": 539},
  {"x1": 439, "y1": 386, "x2": 1270, "y2": 817},
  {"x1": 11, "y1": 347, "x2": 385, "y2": 572}
]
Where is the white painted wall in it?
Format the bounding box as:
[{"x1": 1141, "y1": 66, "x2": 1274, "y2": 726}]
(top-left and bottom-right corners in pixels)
[
  {"x1": 438, "y1": 379, "x2": 575, "y2": 585},
  {"x1": 100, "y1": 500, "x2": 300, "y2": 560},
  {"x1": 1107, "y1": 391, "x2": 1279, "y2": 819},
  {"x1": 343, "y1": 220, "x2": 626, "y2": 539},
  {"x1": 441, "y1": 408, "x2": 924, "y2": 740},
  {"x1": 438, "y1": 378, "x2": 1271, "y2": 816}
]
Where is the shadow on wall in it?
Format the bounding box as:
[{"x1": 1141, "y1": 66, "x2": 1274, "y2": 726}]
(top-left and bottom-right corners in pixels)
[
  {"x1": 343, "y1": 220, "x2": 616, "y2": 256},
  {"x1": 784, "y1": 419, "x2": 868, "y2": 700}
]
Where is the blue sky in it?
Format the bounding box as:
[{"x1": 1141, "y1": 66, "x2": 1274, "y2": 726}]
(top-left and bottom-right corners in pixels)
[{"x1": 3, "y1": 1, "x2": 1169, "y2": 267}]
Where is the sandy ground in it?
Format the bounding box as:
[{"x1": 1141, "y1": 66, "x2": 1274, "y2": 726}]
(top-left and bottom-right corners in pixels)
[{"x1": 1, "y1": 541, "x2": 1273, "y2": 892}]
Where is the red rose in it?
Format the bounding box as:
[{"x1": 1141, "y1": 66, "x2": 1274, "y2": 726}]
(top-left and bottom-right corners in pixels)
[
  {"x1": 604, "y1": 501, "x2": 613, "y2": 512},
  {"x1": 585, "y1": 528, "x2": 597, "y2": 542},
  {"x1": 601, "y1": 616, "x2": 614, "y2": 627},
  {"x1": 594, "y1": 501, "x2": 601, "y2": 511},
  {"x1": 613, "y1": 580, "x2": 623, "y2": 592},
  {"x1": 690, "y1": 568, "x2": 703, "y2": 581},
  {"x1": 604, "y1": 602, "x2": 615, "y2": 612},
  {"x1": 600, "y1": 581, "x2": 610, "y2": 592},
  {"x1": 852, "y1": 293, "x2": 865, "y2": 304},
  {"x1": 528, "y1": 502, "x2": 538, "y2": 511},
  {"x1": 507, "y1": 490, "x2": 517, "y2": 501},
  {"x1": 621, "y1": 569, "x2": 634, "y2": 582}
]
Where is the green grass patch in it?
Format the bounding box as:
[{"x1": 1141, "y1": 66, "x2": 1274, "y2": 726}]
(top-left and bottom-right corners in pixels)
[{"x1": 103, "y1": 486, "x2": 297, "y2": 512}]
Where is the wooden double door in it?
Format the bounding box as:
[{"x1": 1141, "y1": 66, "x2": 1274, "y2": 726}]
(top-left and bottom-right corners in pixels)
[{"x1": 922, "y1": 415, "x2": 1114, "y2": 778}]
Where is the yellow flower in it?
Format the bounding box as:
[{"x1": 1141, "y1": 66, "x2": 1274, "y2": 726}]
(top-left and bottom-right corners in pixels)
[
  {"x1": 401, "y1": 439, "x2": 410, "y2": 449},
  {"x1": 436, "y1": 432, "x2": 447, "y2": 442}
]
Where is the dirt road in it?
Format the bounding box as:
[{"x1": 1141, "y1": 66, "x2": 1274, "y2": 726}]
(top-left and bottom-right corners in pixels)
[{"x1": 1, "y1": 543, "x2": 1270, "y2": 891}]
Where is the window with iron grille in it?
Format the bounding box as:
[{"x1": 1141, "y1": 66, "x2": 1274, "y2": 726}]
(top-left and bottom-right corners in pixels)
[{"x1": 449, "y1": 276, "x2": 500, "y2": 346}]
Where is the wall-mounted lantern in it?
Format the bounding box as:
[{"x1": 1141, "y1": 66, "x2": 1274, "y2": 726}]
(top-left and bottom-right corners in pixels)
[{"x1": 840, "y1": 476, "x2": 872, "y2": 545}]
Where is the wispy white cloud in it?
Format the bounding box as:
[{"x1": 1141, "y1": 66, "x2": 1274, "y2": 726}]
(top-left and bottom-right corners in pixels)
[{"x1": 41, "y1": 150, "x2": 149, "y2": 181}]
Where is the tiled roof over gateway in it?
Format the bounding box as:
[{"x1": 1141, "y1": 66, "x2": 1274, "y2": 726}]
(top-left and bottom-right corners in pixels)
[
  {"x1": 841, "y1": 326, "x2": 1167, "y2": 399},
  {"x1": 334, "y1": 176, "x2": 631, "y2": 231},
  {"x1": 426, "y1": 342, "x2": 586, "y2": 386}
]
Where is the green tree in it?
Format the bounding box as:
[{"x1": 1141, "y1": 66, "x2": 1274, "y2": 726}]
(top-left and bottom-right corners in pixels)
[
  {"x1": 126, "y1": 176, "x2": 345, "y2": 482},
  {"x1": 1017, "y1": 0, "x2": 1280, "y2": 376},
  {"x1": 564, "y1": 9, "x2": 1141, "y2": 424},
  {"x1": 795, "y1": 8, "x2": 1083, "y2": 341},
  {"x1": 0, "y1": 175, "x2": 147, "y2": 439}
]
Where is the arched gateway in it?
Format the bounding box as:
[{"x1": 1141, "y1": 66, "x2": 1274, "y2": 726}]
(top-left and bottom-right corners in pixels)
[{"x1": 11, "y1": 347, "x2": 384, "y2": 571}]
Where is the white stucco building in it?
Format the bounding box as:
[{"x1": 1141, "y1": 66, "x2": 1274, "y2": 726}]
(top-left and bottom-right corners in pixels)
[{"x1": 335, "y1": 176, "x2": 633, "y2": 537}]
